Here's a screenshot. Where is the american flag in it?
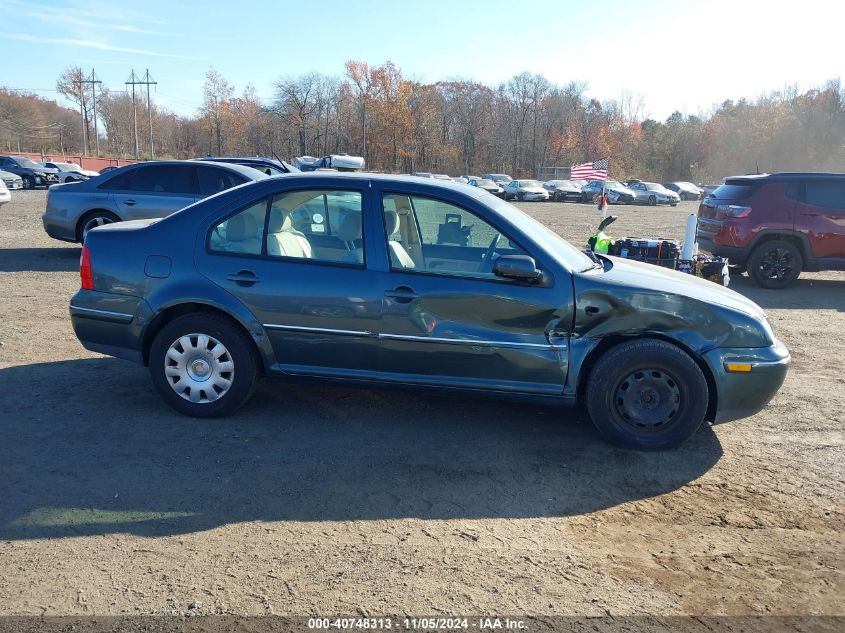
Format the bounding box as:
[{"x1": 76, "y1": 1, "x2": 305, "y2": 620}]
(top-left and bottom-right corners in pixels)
[{"x1": 571, "y1": 157, "x2": 609, "y2": 181}]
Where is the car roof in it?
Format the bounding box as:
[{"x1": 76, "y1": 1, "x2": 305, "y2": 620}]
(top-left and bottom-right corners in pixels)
[
  {"x1": 726, "y1": 172, "x2": 845, "y2": 182},
  {"x1": 120, "y1": 159, "x2": 266, "y2": 180}
]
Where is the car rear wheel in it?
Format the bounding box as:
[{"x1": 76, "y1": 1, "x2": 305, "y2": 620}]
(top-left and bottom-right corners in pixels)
[
  {"x1": 149, "y1": 313, "x2": 259, "y2": 418},
  {"x1": 747, "y1": 239, "x2": 802, "y2": 289},
  {"x1": 586, "y1": 339, "x2": 708, "y2": 450},
  {"x1": 77, "y1": 211, "x2": 120, "y2": 243}
]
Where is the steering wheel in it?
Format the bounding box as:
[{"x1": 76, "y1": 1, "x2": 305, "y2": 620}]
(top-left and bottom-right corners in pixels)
[{"x1": 478, "y1": 233, "x2": 501, "y2": 273}]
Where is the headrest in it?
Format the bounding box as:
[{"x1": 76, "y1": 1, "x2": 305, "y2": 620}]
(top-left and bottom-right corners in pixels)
[
  {"x1": 336, "y1": 211, "x2": 362, "y2": 242},
  {"x1": 227, "y1": 214, "x2": 257, "y2": 241},
  {"x1": 384, "y1": 209, "x2": 400, "y2": 236},
  {"x1": 268, "y1": 204, "x2": 291, "y2": 233}
]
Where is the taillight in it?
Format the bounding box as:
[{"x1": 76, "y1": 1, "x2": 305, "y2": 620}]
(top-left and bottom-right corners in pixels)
[
  {"x1": 718, "y1": 204, "x2": 752, "y2": 218},
  {"x1": 80, "y1": 246, "x2": 93, "y2": 289}
]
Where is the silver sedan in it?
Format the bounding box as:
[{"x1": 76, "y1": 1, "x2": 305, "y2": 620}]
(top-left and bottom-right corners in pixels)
[{"x1": 628, "y1": 182, "x2": 680, "y2": 206}]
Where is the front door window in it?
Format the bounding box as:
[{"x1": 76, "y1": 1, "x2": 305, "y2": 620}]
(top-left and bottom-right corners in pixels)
[{"x1": 381, "y1": 194, "x2": 527, "y2": 279}]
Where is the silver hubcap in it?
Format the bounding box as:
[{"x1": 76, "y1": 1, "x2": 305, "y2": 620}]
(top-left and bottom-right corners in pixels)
[
  {"x1": 83, "y1": 216, "x2": 115, "y2": 240},
  {"x1": 164, "y1": 333, "x2": 234, "y2": 403}
]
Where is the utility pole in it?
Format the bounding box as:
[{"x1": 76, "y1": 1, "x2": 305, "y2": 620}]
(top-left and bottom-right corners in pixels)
[
  {"x1": 126, "y1": 70, "x2": 140, "y2": 160},
  {"x1": 74, "y1": 74, "x2": 88, "y2": 156},
  {"x1": 126, "y1": 70, "x2": 157, "y2": 159},
  {"x1": 142, "y1": 69, "x2": 157, "y2": 159},
  {"x1": 88, "y1": 69, "x2": 102, "y2": 156}
]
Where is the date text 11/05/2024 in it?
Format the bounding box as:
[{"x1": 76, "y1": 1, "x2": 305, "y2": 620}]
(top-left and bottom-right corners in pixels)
[{"x1": 308, "y1": 617, "x2": 527, "y2": 630}]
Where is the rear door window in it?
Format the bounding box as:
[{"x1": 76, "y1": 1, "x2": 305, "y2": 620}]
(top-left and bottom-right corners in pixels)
[{"x1": 804, "y1": 180, "x2": 845, "y2": 212}]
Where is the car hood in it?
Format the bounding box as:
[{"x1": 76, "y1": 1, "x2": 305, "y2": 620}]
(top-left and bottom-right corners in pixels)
[
  {"x1": 519, "y1": 186, "x2": 547, "y2": 193},
  {"x1": 603, "y1": 256, "x2": 764, "y2": 318},
  {"x1": 573, "y1": 256, "x2": 771, "y2": 349},
  {"x1": 35, "y1": 167, "x2": 59, "y2": 174}
]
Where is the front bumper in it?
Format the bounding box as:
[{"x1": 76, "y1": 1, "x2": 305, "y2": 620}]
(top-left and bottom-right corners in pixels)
[
  {"x1": 521, "y1": 192, "x2": 549, "y2": 201},
  {"x1": 703, "y1": 339, "x2": 790, "y2": 423},
  {"x1": 0, "y1": 190, "x2": 10, "y2": 204},
  {"x1": 70, "y1": 290, "x2": 154, "y2": 364}
]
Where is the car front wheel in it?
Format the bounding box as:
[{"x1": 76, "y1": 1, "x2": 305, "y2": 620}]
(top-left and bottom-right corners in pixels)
[
  {"x1": 22, "y1": 175, "x2": 34, "y2": 189},
  {"x1": 149, "y1": 313, "x2": 259, "y2": 418},
  {"x1": 747, "y1": 239, "x2": 802, "y2": 289},
  {"x1": 586, "y1": 339, "x2": 709, "y2": 450}
]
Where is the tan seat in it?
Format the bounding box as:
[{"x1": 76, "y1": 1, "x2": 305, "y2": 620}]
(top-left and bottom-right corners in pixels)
[
  {"x1": 224, "y1": 213, "x2": 262, "y2": 254},
  {"x1": 337, "y1": 210, "x2": 364, "y2": 264},
  {"x1": 267, "y1": 205, "x2": 312, "y2": 259},
  {"x1": 384, "y1": 209, "x2": 415, "y2": 269}
]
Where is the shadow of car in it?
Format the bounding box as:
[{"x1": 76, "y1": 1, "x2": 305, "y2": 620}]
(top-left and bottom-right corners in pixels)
[{"x1": 0, "y1": 358, "x2": 723, "y2": 540}]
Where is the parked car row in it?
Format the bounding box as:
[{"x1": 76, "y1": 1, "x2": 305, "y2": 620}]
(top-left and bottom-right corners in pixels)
[{"x1": 0, "y1": 155, "x2": 60, "y2": 189}]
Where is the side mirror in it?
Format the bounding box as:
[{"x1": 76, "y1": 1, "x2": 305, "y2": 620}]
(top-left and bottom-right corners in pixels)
[{"x1": 494, "y1": 255, "x2": 542, "y2": 281}]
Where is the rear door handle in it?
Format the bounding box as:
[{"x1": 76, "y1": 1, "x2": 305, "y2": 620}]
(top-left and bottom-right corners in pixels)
[
  {"x1": 123, "y1": 199, "x2": 137, "y2": 206},
  {"x1": 384, "y1": 286, "x2": 417, "y2": 303},
  {"x1": 226, "y1": 270, "x2": 260, "y2": 286}
]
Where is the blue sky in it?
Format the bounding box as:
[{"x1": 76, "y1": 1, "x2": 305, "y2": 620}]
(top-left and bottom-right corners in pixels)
[{"x1": 3, "y1": 0, "x2": 843, "y2": 120}]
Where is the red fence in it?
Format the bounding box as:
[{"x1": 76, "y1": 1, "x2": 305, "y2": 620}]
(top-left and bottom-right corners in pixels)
[{"x1": 5, "y1": 152, "x2": 137, "y2": 172}]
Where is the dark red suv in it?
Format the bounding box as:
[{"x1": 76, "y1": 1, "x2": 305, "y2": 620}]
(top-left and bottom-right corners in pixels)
[{"x1": 697, "y1": 173, "x2": 845, "y2": 288}]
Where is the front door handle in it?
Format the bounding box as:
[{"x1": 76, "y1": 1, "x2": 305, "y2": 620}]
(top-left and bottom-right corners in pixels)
[
  {"x1": 123, "y1": 199, "x2": 137, "y2": 206},
  {"x1": 226, "y1": 270, "x2": 260, "y2": 286},
  {"x1": 384, "y1": 286, "x2": 417, "y2": 303}
]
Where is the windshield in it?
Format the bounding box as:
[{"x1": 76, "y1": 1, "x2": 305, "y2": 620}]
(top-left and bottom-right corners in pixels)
[
  {"x1": 486, "y1": 196, "x2": 595, "y2": 272},
  {"x1": 15, "y1": 158, "x2": 40, "y2": 169},
  {"x1": 710, "y1": 181, "x2": 755, "y2": 199},
  {"x1": 518, "y1": 180, "x2": 541, "y2": 187},
  {"x1": 489, "y1": 174, "x2": 511, "y2": 183},
  {"x1": 478, "y1": 179, "x2": 496, "y2": 186},
  {"x1": 645, "y1": 182, "x2": 666, "y2": 192}
]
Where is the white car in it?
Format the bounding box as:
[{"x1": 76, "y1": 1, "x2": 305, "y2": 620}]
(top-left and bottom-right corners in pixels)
[
  {"x1": 628, "y1": 181, "x2": 680, "y2": 206},
  {"x1": 0, "y1": 178, "x2": 10, "y2": 206},
  {"x1": 503, "y1": 179, "x2": 550, "y2": 201},
  {"x1": 1, "y1": 169, "x2": 24, "y2": 191},
  {"x1": 41, "y1": 162, "x2": 100, "y2": 183}
]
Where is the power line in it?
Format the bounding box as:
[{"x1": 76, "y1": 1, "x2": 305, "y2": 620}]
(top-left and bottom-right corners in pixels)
[{"x1": 126, "y1": 69, "x2": 157, "y2": 159}]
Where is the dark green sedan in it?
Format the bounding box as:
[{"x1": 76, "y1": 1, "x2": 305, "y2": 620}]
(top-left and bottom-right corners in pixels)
[{"x1": 70, "y1": 173, "x2": 790, "y2": 450}]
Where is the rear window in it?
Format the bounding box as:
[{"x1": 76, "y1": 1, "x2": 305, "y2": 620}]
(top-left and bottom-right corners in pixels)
[{"x1": 710, "y1": 181, "x2": 755, "y2": 200}]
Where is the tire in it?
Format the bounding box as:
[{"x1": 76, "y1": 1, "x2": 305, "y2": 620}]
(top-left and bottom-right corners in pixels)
[
  {"x1": 77, "y1": 210, "x2": 120, "y2": 243},
  {"x1": 582, "y1": 192, "x2": 590, "y2": 203},
  {"x1": 22, "y1": 175, "x2": 34, "y2": 189},
  {"x1": 149, "y1": 312, "x2": 259, "y2": 418},
  {"x1": 747, "y1": 239, "x2": 802, "y2": 289},
  {"x1": 586, "y1": 338, "x2": 708, "y2": 450},
  {"x1": 517, "y1": 192, "x2": 525, "y2": 202},
  {"x1": 648, "y1": 195, "x2": 657, "y2": 206}
]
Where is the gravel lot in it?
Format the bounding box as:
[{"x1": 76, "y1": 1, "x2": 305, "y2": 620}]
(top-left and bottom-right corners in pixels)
[{"x1": 0, "y1": 190, "x2": 842, "y2": 618}]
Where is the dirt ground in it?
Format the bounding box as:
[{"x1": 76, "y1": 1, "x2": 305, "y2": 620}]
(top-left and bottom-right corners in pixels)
[{"x1": 0, "y1": 190, "x2": 842, "y2": 620}]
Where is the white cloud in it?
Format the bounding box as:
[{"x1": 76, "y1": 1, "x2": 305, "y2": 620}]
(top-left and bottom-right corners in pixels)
[{"x1": 1, "y1": 33, "x2": 208, "y2": 62}]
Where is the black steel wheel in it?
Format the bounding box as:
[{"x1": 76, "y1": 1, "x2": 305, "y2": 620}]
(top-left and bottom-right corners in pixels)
[
  {"x1": 747, "y1": 239, "x2": 802, "y2": 289},
  {"x1": 586, "y1": 339, "x2": 709, "y2": 450}
]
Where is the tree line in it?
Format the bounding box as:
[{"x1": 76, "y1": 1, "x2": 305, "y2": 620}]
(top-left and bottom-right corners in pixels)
[{"x1": 0, "y1": 61, "x2": 843, "y2": 182}]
